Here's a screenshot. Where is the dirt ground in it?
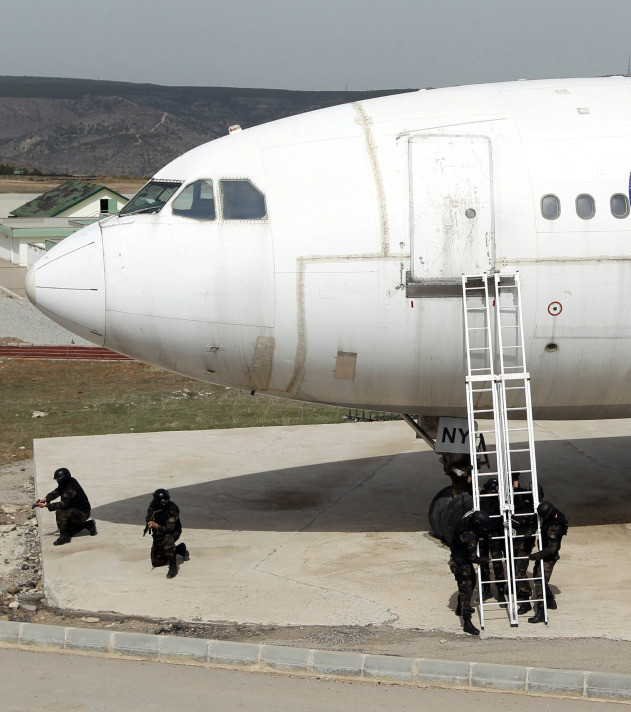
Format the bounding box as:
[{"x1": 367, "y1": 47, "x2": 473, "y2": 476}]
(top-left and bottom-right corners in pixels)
[
  {"x1": 0, "y1": 176, "x2": 144, "y2": 194},
  {"x1": 2, "y1": 459, "x2": 631, "y2": 674}
]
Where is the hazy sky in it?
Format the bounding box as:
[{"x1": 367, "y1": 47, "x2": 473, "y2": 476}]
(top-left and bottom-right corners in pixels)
[{"x1": 3, "y1": 0, "x2": 631, "y2": 91}]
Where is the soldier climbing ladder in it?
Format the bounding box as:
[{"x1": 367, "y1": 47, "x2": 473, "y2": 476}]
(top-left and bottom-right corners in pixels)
[{"x1": 461, "y1": 272, "x2": 547, "y2": 628}]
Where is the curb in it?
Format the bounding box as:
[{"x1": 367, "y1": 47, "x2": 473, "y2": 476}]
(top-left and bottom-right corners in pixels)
[
  {"x1": 0, "y1": 284, "x2": 25, "y2": 301},
  {"x1": 1, "y1": 620, "x2": 630, "y2": 702}
]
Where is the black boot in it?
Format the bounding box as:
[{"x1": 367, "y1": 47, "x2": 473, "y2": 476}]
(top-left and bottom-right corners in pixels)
[
  {"x1": 528, "y1": 607, "x2": 546, "y2": 624},
  {"x1": 482, "y1": 584, "x2": 493, "y2": 601},
  {"x1": 166, "y1": 556, "x2": 179, "y2": 579},
  {"x1": 517, "y1": 601, "x2": 532, "y2": 615},
  {"x1": 176, "y1": 542, "x2": 190, "y2": 561},
  {"x1": 53, "y1": 531, "x2": 71, "y2": 546},
  {"x1": 496, "y1": 585, "x2": 507, "y2": 609},
  {"x1": 85, "y1": 520, "x2": 98, "y2": 536},
  {"x1": 462, "y1": 615, "x2": 480, "y2": 636}
]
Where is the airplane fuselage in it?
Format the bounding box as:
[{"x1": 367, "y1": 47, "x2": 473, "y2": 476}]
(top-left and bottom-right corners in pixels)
[{"x1": 26, "y1": 77, "x2": 631, "y2": 419}]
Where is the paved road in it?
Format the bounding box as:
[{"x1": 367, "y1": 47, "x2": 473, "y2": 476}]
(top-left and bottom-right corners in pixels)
[{"x1": 2, "y1": 648, "x2": 623, "y2": 712}]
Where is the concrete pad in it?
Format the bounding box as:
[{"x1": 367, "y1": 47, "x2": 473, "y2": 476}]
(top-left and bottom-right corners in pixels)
[
  {"x1": 33, "y1": 419, "x2": 631, "y2": 639},
  {"x1": 0, "y1": 258, "x2": 27, "y2": 299}
]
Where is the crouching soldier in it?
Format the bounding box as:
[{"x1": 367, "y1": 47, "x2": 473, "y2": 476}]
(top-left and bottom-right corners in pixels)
[
  {"x1": 449, "y1": 509, "x2": 492, "y2": 636},
  {"x1": 145, "y1": 489, "x2": 190, "y2": 579},
  {"x1": 528, "y1": 500, "x2": 568, "y2": 623},
  {"x1": 35, "y1": 467, "x2": 97, "y2": 546}
]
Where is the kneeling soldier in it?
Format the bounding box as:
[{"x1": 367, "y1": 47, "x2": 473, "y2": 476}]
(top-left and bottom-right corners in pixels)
[
  {"x1": 35, "y1": 468, "x2": 97, "y2": 546},
  {"x1": 145, "y1": 488, "x2": 190, "y2": 579}
]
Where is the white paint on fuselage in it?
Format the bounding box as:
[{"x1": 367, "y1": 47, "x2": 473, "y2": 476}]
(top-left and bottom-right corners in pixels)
[{"x1": 26, "y1": 77, "x2": 631, "y2": 418}]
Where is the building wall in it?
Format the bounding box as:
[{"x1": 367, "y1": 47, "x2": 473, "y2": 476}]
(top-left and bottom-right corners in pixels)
[{"x1": 60, "y1": 190, "x2": 127, "y2": 218}]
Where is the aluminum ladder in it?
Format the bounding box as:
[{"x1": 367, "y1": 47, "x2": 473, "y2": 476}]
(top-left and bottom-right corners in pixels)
[{"x1": 461, "y1": 272, "x2": 546, "y2": 628}]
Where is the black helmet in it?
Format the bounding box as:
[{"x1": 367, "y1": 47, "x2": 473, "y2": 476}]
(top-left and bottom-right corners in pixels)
[
  {"x1": 152, "y1": 488, "x2": 170, "y2": 503},
  {"x1": 470, "y1": 510, "x2": 492, "y2": 531},
  {"x1": 482, "y1": 478, "x2": 498, "y2": 493},
  {"x1": 53, "y1": 467, "x2": 71, "y2": 482},
  {"x1": 537, "y1": 501, "x2": 555, "y2": 519}
]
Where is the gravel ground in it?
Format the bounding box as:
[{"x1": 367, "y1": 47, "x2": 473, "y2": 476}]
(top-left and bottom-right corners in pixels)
[{"x1": 0, "y1": 290, "x2": 91, "y2": 345}]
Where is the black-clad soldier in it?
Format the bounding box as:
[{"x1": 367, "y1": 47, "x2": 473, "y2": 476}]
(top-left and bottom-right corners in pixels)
[
  {"x1": 479, "y1": 478, "x2": 507, "y2": 607},
  {"x1": 34, "y1": 467, "x2": 97, "y2": 546},
  {"x1": 449, "y1": 509, "x2": 492, "y2": 636},
  {"x1": 528, "y1": 500, "x2": 568, "y2": 623},
  {"x1": 145, "y1": 488, "x2": 190, "y2": 579},
  {"x1": 511, "y1": 473, "x2": 538, "y2": 615}
]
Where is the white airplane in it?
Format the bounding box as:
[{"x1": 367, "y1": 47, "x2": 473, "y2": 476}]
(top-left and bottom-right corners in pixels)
[{"x1": 24, "y1": 76, "x2": 631, "y2": 424}]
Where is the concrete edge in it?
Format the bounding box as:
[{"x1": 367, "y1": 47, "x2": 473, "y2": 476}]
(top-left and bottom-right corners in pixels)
[
  {"x1": 0, "y1": 283, "x2": 25, "y2": 301},
  {"x1": 1, "y1": 620, "x2": 630, "y2": 702}
]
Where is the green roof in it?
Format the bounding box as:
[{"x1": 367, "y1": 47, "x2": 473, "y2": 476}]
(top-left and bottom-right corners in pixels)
[{"x1": 11, "y1": 180, "x2": 127, "y2": 217}]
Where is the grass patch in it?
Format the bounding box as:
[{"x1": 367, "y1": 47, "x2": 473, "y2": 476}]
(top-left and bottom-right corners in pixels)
[{"x1": 1, "y1": 359, "x2": 349, "y2": 462}]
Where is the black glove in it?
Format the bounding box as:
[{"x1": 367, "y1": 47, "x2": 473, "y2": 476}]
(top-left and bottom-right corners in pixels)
[{"x1": 529, "y1": 552, "x2": 542, "y2": 561}]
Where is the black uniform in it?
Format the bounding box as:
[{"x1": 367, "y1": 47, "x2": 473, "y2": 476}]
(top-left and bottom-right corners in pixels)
[
  {"x1": 145, "y1": 499, "x2": 187, "y2": 568},
  {"x1": 530, "y1": 509, "x2": 568, "y2": 610},
  {"x1": 45, "y1": 477, "x2": 92, "y2": 537},
  {"x1": 512, "y1": 485, "x2": 537, "y2": 601},
  {"x1": 449, "y1": 514, "x2": 483, "y2": 615},
  {"x1": 479, "y1": 486, "x2": 505, "y2": 590}
]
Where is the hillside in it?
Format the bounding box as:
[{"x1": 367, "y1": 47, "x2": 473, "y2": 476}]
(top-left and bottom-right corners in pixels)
[{"x1": 0, "y1": 77, "x2": 415, "y2": 177}]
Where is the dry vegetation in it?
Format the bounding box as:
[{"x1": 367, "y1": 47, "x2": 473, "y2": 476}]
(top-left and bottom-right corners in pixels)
[
  {"x1": 0, "y1": 175, "x2": 145, "y2": 194},
  {"x1": 1, "y1": 359, "x2": 348, "y2": 462}
]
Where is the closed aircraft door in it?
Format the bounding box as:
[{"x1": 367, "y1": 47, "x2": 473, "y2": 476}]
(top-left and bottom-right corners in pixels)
[{"x1": 409, "y1": 135, "x2": 494, "y2": 282}]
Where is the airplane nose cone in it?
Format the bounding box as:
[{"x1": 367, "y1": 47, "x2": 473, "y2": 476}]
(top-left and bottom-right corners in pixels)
[
  {"x1": 25, "y1": 265, "x2": 36, "y2": 306},
  {"x1": 27, "y1": 222, "x2": 106, "y2": 345}
]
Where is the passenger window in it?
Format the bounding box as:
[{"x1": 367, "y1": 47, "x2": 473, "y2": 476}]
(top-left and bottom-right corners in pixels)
[
  {"x1": 172, "y1": 180, "x2": 216, "y2": 220},
  {"x1": 220, "y1": 179, "x2": 267, "y2": 220},
  {"x1": 611, "y1": 193, "x2": 630, "y2": 219},
  {"x1": 541, "y1": 195, "x2": 560, "y2": 220},
  {"x1": 576, "y1": 194, "x2": 595, "y2": 219}
]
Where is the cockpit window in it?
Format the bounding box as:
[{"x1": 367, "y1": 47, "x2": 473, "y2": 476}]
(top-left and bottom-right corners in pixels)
[
  {"x1": 172, "y1": 180, "x2": 216, "y2": 220},
  {"x1": 220, "y1": 179, "x2": 267, "y2": 220},
  {"x1": 120, "y1": 181, "x2": 182, "y2": 216}
]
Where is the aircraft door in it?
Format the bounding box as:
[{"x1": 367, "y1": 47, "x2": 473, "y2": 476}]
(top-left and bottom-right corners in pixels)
[{"x1": 409, "y1": 135, "x2": 494, "y2": 282}]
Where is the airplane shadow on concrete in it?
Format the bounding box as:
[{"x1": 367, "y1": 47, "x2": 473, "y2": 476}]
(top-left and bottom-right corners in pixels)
[{"x1": 92, "y1": 435, "x2": 631, "y2": 532}]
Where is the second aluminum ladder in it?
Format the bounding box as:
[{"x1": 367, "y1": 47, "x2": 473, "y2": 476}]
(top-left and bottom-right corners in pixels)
[{"x1": 461, "y1": 272, "x2": 547, "y2": 628}]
